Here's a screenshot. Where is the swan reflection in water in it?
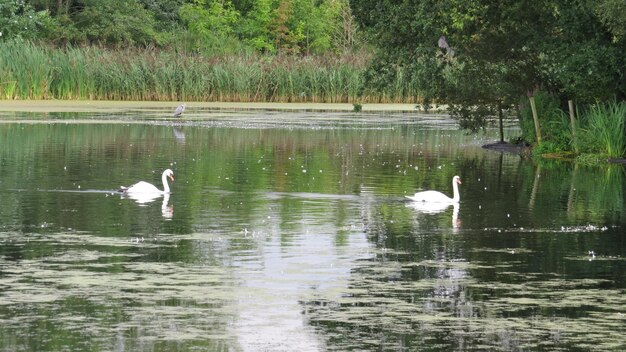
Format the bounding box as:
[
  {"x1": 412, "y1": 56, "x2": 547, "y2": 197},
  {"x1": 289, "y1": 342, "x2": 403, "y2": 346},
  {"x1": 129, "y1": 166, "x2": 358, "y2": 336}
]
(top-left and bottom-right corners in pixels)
[
  {"x1": 161, "y1": 193, "x2": 173, "y2": 219},
  {"x1": 121, "y1": 191, "x2": 161, "y2": 204},
  {"x1": 119, "y1": 191, "x2": 174, "y2": 219},
  {"x1": 406, "y1": 201, "x2": 460, "y2": 229}
]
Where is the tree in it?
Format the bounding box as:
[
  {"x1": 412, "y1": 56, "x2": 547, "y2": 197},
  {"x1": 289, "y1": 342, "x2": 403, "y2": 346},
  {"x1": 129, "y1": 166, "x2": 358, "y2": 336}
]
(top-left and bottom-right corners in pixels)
[
  {"x1": 350, "y1": 0, "x2": 626, "y2": 134},
  {"x1": 327, "y1": 0, "x2": 358, "y2": 52},
  {"x1": 291, "y1": 0, "x2": 337, "y2": 54},
  {"x1": 178, "y1": 0, "x2": 241, "y2": 53},
  {"x1": 0, "y1": 0, "x2": 52, "y2": 40},
  {"x1": 538, "y1": 0, "x2": 626, "y2": 102},
  {"x1": 138, "y1": 0, "x2": 186, "y2": 32},
  {"x1": 596, "y1": 0, "x2": 626, "y2": 40},
  {"x1": 240, "y1": 0, "x2": 274, "y2": 52},
  {"x1": 72, "y1": 0, "x2": 158, "y2": 46},
  {"x1": 27, "y1": 0, "x2": 172, "y2": 46},
  {"x1": 241, "y1": 0, "x2": 356, "y2": 55},
  {"x1": 180, "y1": 0, "x2": 239, "y2": 39},
  {"x1": 270, "y1": 0, "x2": 301, "y2": 53}
]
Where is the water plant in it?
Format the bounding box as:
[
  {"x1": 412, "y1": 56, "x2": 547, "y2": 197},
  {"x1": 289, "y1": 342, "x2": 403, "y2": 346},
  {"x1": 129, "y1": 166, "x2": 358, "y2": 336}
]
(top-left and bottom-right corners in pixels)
[
  {"x1": 578, "y1": 101, "x2": 626, "y2": 159},
  {"x1": 0, "y1": 41, "x2": 424, "y2": 103},
  {"x1": 517, "y1": 91, "x2": 626, "y2": 161}
]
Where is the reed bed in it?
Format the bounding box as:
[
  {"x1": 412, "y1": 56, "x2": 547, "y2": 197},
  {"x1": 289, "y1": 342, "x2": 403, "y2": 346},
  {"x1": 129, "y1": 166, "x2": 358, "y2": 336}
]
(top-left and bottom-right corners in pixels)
[
  {"x1": 578, "y1": 101, "x2": 626, "y2": 158},
  {"x1": 0, "y1": 41, "x2": 423, "y2": 103}
]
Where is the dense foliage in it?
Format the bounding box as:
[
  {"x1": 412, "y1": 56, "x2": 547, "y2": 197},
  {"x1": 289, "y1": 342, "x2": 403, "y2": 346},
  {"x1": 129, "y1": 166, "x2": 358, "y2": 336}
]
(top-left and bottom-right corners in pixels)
[
  {"x1": 2, "y1": 0, "x2": 358, "y2": 54},
  {"x1": 351, "y1": 0, "x2": 626, "y2": 132}
]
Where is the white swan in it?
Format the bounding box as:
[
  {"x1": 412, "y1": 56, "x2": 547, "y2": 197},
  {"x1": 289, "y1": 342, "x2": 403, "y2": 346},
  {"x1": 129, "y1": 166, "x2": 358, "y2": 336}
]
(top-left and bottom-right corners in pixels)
[
  {"x1": 406, "y1": 175, "x2": 461, "y2": 203},
  {"x1": 119, "y1": 169, "x2": 174, "y2": 195}
]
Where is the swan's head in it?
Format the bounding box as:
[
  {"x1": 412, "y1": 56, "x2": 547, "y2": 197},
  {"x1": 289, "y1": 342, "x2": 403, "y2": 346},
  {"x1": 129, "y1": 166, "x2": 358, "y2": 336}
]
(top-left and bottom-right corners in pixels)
[
  {"x1": 164, "y1": 169, "x2": 174, "y2": 182},
  {"x1": 453, "y1": 175, "x2": 462, "y2": 184}
]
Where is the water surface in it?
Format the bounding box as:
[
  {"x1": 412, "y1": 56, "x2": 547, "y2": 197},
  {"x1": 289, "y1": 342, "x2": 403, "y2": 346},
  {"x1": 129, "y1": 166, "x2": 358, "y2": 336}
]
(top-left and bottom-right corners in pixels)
[{"x1": 0, "y1": 108, "x2": 624, "y2": 351}]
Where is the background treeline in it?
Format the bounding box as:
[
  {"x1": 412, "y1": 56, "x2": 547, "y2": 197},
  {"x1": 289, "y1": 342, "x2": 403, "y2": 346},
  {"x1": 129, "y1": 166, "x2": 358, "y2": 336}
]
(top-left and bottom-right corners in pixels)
[
  {"x1": 0, "y1": 0, "x2": 422, "y2": 102},
  {"x1": 2, "y1": 0, "x2": 359, "y2": 54}
]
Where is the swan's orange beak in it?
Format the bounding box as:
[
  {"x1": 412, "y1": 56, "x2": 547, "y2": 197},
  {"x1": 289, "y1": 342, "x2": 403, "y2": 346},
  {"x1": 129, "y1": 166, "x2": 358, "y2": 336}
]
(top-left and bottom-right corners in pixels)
[
  {"x1": 457, "y1": 178, "x2": 462, "y2": 184},
  {"x1": 169, "y1": 175, "x2": 174, "y2": 182}
]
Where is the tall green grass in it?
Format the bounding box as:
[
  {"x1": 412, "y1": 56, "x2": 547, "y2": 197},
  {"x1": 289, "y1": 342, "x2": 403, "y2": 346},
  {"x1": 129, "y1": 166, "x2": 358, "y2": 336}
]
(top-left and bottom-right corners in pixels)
[
  {"x1": 0, "y1": 41, "x2": 423, "y2": 103},
  {"x1": 578, "y1": 101, "x2": 626, "y2": 158}
]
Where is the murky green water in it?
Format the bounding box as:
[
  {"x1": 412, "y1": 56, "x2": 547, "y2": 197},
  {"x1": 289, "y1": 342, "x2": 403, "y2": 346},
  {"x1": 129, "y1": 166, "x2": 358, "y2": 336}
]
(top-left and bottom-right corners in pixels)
[{"x1": 0, "y1": 108, "x2": 624, "y2": 351}]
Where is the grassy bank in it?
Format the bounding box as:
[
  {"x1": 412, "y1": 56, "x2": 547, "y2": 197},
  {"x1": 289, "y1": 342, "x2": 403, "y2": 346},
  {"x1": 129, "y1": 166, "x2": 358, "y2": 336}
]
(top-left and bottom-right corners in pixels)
[
  {"x1": 581, "y1": 101, "x2": 626, "y2": 159},
  {"x1": 519, "y1": 92, "x2": 626, "y2": 162},
  {"x1": 0, "y1": 41, "x2": 422, "y2": 104}
]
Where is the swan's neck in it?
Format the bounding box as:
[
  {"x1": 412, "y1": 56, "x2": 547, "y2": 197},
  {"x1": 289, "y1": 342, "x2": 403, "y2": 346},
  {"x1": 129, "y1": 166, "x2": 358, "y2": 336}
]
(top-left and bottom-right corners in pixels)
[
  {"x1": 451, "y1": 180, "x2": 460, "y2": 203},
  {"x1": 162, "y1": 172, "x2": 171, "y2": 193}
]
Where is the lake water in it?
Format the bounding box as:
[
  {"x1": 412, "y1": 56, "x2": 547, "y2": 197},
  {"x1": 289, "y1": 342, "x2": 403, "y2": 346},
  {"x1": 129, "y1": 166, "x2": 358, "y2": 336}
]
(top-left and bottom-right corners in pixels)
[{"x1": 0, "y1": 108, "x2": 624, "y2": 351}]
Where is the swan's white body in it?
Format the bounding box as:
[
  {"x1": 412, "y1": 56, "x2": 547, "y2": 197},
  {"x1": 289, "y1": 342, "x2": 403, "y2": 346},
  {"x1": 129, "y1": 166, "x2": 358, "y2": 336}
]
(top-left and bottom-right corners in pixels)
[
  {"x1": 120, "y1": 169, "x2": 174, "y2": 195},
  {"x1": 407, "y1": 201, "x2": 453, "y2": 214},
  {"x1": 406, "y1": 175, "x2": 461, "y2": 203},
  {"x1": 123, "y1": 192, "x2": 162, "y2": 204}
]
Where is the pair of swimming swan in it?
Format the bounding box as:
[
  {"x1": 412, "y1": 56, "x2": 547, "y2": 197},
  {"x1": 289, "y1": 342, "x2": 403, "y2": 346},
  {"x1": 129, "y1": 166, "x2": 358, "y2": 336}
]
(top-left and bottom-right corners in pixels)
[
  {"x1": 406, "y1": 175, "x2": 461, "y2": 203},
  {"x1": 118, "y1": 170, "x2": 460, "y2": 205}
]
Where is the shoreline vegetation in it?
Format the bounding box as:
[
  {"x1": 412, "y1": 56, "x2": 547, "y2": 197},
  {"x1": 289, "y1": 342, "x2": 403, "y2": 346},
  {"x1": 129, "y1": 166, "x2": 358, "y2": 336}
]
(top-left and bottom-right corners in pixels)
[
  {"x1": 0, "y1": 100, "x2": 425, "y2": 113},
  {"x1": 0, "y1": 42, "x2": 421, "y2": 104},
  {"x1": 517, "y1": 93, "x2": 626, "y2": 165},
  {"x1": 2, "y1": 98, "x2": 620, "y2": 164},
  {"x1": 1, "y1": 41, "x2": 623, "y2": 165}
]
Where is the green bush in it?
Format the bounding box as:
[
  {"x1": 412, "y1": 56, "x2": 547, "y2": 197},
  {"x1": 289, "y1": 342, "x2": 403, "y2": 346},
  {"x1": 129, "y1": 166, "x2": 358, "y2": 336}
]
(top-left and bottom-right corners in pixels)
[
  {"x1": 0, "y1": 1, "x2": 53, "y2": 41},
  {"x1": 519, "y1": 91, "x2": 572, "y2": 153}
]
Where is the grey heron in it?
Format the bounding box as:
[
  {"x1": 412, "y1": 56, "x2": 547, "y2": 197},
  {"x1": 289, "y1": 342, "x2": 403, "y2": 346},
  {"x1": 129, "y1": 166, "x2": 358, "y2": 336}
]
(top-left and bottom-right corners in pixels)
[{"x1": 173, "y1": 103, "x2": 186, "y2": 117}]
